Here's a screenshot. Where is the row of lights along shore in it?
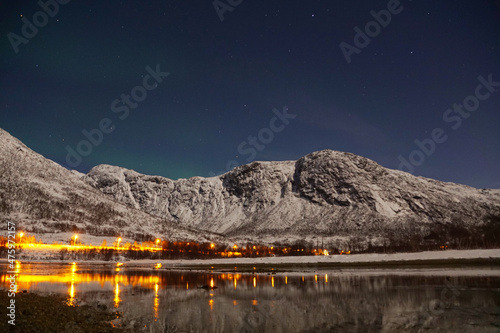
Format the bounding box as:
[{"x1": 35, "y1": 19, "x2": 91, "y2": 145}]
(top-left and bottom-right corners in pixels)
[{"x1": 10, "y1": 232, "x2": 337, "y2": 256}]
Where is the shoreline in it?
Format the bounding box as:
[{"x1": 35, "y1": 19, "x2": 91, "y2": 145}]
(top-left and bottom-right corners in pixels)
[{"x1": 2, "y1": 249, "x2": 500, "y2": 272}]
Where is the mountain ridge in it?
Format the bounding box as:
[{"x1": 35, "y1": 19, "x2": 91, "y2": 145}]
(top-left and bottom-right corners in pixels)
[
  {"x1": 84, "y1": 148, "x2": 500, "y2": 242},
  {"x1": 0, "y1": 128, "x2": 213, "y2": 243},
  {"x1": 2, "y1": 127, "x2": 499, "y2": 248}
]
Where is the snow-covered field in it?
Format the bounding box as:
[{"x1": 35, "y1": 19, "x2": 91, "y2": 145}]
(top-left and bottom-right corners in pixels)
[
  {"x1": 151, "y1": 248, "x2": 500, "y2": 267},
  {"x1": 19, "y1": 248, "x2": 491, "y2": 268}
]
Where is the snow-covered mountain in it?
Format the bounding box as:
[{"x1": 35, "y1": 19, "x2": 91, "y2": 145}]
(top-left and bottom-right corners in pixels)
[
  {"x1": 0, "y1": 128, "x2": 212, "y2": 242},
  {"x1": 2, "y1": 127, "x2": 499, "y2": 247},
  {"x1": 85, "y1": 149, "x2": 500, "y2": 242}
]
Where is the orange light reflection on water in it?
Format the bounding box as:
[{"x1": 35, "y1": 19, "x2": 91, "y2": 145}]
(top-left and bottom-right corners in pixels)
[
  {"x1": 1, "y1": 263, "x2": 302, "y2": 315},
  {"x1": 67, "y1": 262, "x2": 76, "y2": 306},
  {"x1": 9, "y1": 271, "x2": 160, "y2": 289},
  {"x1": 209, "y1": 299, "x2": 214, "y2": 311},
  {"x1": 1, "y1": 268, "x2": 295, "y2": 292},
  {"x1": 154, "y1": 283, "x2": 159, "y2": 320},
  {"x1": 114, "y1": 282, "x2": 120, "y2": 308},
  {"x1": 1, "y1": 262, "x2": 162, "y2": 310}
]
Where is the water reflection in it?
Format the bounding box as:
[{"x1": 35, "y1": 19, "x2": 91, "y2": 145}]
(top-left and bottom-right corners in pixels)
[
  {"x1": 209, "y1": 299, "x2": 214, "y2": 311},
  {"x1": 154, "y1": 283, "x2": 159, "y2": 320},
  {"x1": 114, "y1": 282, "x2": 120, "y2": 308},
  {"x1": 1, "y1": 263, "x2": 500, "y2": 332}
]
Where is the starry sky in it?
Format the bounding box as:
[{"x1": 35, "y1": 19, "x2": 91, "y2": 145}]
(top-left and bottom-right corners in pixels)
[{"x1": 1, "y1": 0, "x2": 499, "y2": 188}]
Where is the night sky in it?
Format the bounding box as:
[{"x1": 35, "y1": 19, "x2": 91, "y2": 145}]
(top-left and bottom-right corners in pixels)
[{"x1": 1, "y1": 0, "x2": 499, "y2": 188}]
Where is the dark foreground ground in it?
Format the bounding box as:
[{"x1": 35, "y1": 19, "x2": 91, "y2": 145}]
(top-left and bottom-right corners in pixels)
[{"x1": 0, "y1": 291, "x2": 123, "y2": 333}]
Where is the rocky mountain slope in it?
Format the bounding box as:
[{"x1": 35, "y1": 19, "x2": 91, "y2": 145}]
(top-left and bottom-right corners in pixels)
[
  {"x1": 85, "y1": 149, "x2": 500, "y2": 243},
  {"x1": 0, "y1": 128, "x2": 211, "y2": 242},
  {"x1": 2, "y1": 127, "x2": 499, "y2": 247}
]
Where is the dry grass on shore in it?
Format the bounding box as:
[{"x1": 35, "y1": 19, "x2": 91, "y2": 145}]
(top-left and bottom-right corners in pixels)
[{"x1": 0, "y1": 290, "x2": 123, "y2": 333}]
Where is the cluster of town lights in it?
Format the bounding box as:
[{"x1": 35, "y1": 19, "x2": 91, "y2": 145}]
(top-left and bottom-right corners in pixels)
[
  {"x1": 6, "y1": 232, "x2": 344, "y2": 257},
  {"x1": 9, "y1": 232, "x2": 165, "y2": 253}
]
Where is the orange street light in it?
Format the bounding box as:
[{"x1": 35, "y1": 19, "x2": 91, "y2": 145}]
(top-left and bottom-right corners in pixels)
[
  {"x1": 233, "y1": 244, "x2": 237, "y2": 250},
  {"x1": 210, "y1": 243, "x2": 215, "y2": 249},
  {"x1": 155, "y1": 239, "x2": 160, "y2": 247},
  {"x1": 117, "y1": 237, "x2": 122, "y2": 247}
]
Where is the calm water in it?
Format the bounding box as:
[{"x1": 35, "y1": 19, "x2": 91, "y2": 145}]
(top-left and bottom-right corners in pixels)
[{"x1": 1, "y1": 262, "x2": 500, "y2": 332}]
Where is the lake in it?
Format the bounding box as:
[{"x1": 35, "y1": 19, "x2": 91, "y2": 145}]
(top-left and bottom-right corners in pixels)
[{"x1": 1, "y1": 262, "x2": 500, "y2": 332}]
